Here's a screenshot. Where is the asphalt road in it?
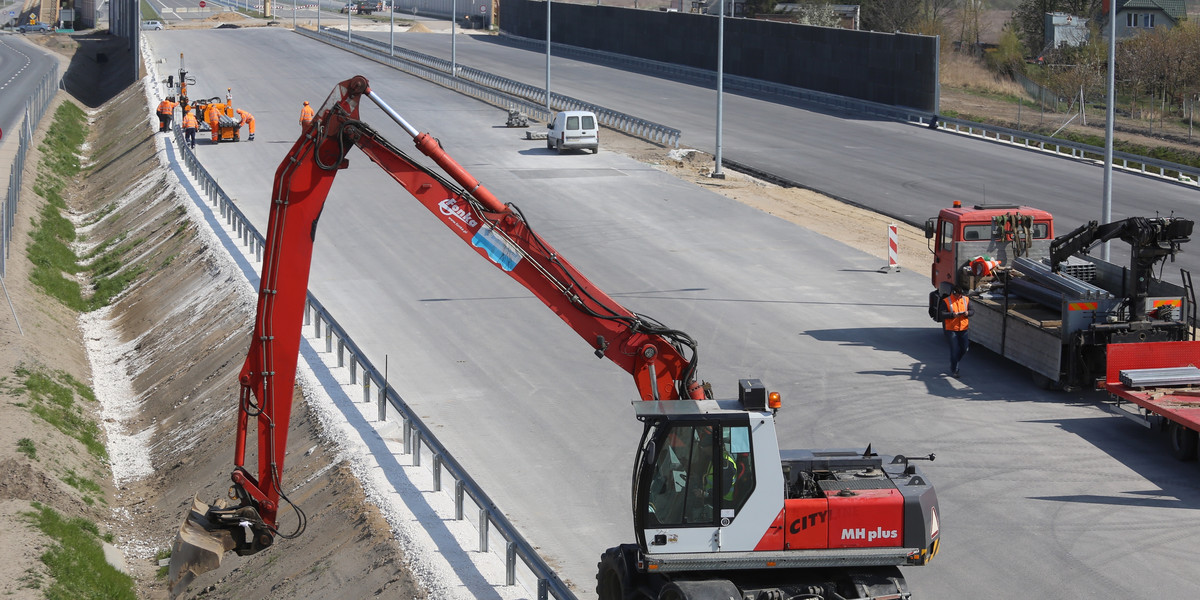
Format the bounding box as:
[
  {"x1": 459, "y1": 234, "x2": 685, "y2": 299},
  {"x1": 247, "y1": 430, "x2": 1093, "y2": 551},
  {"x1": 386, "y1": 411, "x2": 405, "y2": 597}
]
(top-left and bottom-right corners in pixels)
[
  {"x1": 348, "y1": 27, "x2": 1200, "y2": 279},
  {"x1": 143, "y1": 28, "x2": 1200, "y2": 600},
  {"x1": 0, "y1": 32, "x2": 58, "y2": 144}
]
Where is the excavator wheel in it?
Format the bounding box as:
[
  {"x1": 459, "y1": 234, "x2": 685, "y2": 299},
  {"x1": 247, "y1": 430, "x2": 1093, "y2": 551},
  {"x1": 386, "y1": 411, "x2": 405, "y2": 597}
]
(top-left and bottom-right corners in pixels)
[
  {"x1": 841, "y1": 566, "x2": 908, "y2": 600},
  {"x1": 596, "y1": 546, "x2": 636, "y2": 600},
  {"x1": 656, "y1": 579, "x2": 741, "y2": 600}
]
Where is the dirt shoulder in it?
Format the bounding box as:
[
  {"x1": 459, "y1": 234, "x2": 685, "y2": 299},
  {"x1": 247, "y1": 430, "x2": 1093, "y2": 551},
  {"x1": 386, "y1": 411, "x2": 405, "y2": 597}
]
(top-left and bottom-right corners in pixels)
[{"x1": 1, "y1": 32, "x2": 424, "y2": 600}]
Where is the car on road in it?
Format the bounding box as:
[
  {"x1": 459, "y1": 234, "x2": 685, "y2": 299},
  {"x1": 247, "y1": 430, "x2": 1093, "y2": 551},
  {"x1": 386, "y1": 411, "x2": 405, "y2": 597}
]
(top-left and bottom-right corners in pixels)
[
  {"x1": 18, "y1": 22, "x2": 52, "y2": 33},
  {"x1": 546, "y1": 110, "x2": 600, "y2": 154},
  {"x1": 141, "y1": 20, "x2": 164, "y2": 30}
]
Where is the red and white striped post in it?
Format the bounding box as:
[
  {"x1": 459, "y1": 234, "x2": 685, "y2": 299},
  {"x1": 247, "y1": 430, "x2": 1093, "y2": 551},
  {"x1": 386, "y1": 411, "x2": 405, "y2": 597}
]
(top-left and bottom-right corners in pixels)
[{"x1": 882, "y1": 223, "x2": 900, "y2": 272}]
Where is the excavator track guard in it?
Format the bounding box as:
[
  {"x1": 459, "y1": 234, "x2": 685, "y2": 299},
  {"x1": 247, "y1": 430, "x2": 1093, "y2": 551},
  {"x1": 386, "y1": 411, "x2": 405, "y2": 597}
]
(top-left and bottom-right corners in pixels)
[{"x1": 167, "y1": 495, "x2": 273, "y2": 597}]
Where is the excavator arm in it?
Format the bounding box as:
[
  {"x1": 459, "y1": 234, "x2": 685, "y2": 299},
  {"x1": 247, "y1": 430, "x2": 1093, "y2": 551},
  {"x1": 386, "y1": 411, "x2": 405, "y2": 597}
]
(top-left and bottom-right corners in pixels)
[{"x1": 169, "y1": 75, "x2": 704, "y2": 595}]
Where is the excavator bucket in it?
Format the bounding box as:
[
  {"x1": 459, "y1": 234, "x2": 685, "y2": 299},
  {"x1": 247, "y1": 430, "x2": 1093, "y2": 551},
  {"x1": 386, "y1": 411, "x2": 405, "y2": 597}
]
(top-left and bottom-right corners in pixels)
[{"x1": 167, "y1": 496, "x2": 236, "y2": 597}]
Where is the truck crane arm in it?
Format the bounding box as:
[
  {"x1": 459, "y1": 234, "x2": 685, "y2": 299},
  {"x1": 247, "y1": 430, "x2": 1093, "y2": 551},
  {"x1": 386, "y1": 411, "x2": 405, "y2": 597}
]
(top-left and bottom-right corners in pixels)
[
  {"x1": 1049, "y1": 216, "x2": 1193, "y2": 320},
  {"x1": 169, "y1": 75, "x2": 705, "y2": 595}
]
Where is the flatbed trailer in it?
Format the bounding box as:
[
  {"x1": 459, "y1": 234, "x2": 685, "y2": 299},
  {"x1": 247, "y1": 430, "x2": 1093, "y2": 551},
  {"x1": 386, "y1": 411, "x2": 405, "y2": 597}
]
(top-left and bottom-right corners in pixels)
[{"x1": 1103, "y1": 341, "x2": 1200, "y2": 460}]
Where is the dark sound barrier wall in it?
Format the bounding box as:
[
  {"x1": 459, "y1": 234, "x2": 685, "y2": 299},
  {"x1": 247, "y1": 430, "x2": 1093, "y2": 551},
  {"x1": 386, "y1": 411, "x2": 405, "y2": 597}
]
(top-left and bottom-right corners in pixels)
[{"x1": 498, "y1": 1, "x2": 938, "y2": 113}]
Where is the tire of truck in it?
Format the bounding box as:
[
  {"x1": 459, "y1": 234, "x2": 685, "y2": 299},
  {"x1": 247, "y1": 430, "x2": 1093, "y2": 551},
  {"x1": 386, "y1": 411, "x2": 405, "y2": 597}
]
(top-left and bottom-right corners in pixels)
[
  {"x1": 1168, "y1": 421, "x2": 1199, "y2": 461},
  {"x1": 596, "y1": 546, "x2": 635, "y2": 600},
  {"x1": 656, "y1": 579, "x2": 741, "y2": 600}
]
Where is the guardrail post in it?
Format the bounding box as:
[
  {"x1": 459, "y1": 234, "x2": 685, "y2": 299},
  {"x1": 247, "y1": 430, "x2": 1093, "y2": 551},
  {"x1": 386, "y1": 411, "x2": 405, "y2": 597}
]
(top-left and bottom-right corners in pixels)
[
  {"x1": 337, "y1": 339, "x2": 345, "y2": 368},
  {"x1": 505, "y1": 542, "x2": 516, "y2": 586},
  {"x1": 377, "y1": 385, "x2": 386, "y2": 422},
  {"x1": 313, "y1": 312, "x2": 322, "y2": 338},
  {"x1": 362, "y1": 375, "x2": 370, "y2": 403},
  {"x1": 479, "y1": 509, "x2": 489, "y2": 552},
  {"x1": 304, "y1": 302, "x2": 311, "y2": 326},
  {"x1": 538, "y1": 579, "x2": 549, "y2": 600},
  {"x1": 432, "y1": 455, "x2": 442, "y2": 492},
  {"x1": 325, "y1": 328, "x2": 333, "y2": 353},
  {"x1": 412, "y1": 430, "x2": 421, "y2": 466},
  {"x1": 402, "y1": 416, "x2": 412, "y2": 453},
  {"x1": 455, "y1": 479, "x2": 465, "y2": 520}
]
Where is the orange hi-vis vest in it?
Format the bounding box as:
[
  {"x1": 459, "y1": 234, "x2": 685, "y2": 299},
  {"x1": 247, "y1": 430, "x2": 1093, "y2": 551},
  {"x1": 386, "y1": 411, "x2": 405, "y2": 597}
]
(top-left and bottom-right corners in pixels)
[
  {"x1": 157, "y1": 99, "x2": 175, "y2": 115},
  {"x1": 300, "y1": 104, "x2": 314, "y2": 124},
  {"x1": 943, "y1": 295, "x2": 969, "y2": 331},
  {"x1": 182, "y1": 112, "x2": 198, "y2": 129}
]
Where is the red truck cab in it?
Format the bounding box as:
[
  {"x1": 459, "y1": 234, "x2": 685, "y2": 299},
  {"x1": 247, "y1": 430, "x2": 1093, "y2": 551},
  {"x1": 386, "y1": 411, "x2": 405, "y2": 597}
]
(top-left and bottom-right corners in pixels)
[{"x1": 926, "y1": 202, "x2": 1055, "y2": 293}]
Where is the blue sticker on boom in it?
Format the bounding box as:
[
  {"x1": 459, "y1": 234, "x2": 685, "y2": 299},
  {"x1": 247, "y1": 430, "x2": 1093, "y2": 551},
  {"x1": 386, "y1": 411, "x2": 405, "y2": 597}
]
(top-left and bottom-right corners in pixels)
[{"x1": 471, "y1": 225, "x2": 522, "y2": 272}]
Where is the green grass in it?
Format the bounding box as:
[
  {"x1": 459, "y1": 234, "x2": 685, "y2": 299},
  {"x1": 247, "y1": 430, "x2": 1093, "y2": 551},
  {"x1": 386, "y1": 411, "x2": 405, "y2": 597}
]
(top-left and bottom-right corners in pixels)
[
  {"x1": 13, "y1": 366, "x2": 106, "y2": 460},
  {"x1": 22, "y1": 503, "x2": 136, "y2": 600},
  {"x1": 26, "y1": 101, "x2": 146, "y2": 310},
  {"x1": 140, "y1": 0, "x2": 158, "y2": 21},
  {"x1": 18, "y1": 438, "x2": 38, "y2": 460},
  {"x1": 64, "y1": 471, "x2": 103, "y2": 495},
  {"x1": 155, "y1": 549, "x2": 171, "y2": 580}
]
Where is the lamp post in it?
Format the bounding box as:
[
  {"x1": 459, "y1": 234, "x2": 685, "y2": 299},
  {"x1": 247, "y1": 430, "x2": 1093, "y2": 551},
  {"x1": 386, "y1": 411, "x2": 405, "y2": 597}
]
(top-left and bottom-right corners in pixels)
[
  {"x1": 452, "y1": 0, "x2": 457, "y2": 77},
  {"x1": 712, "y1": 0, "x2": 725, "y2": 179},
  {"x1": 545, "y1": 0, "x2": 552, "y2": 115},
  {"x1": 1101, "y1": 0, "x2": 1116, "y2": 261}
]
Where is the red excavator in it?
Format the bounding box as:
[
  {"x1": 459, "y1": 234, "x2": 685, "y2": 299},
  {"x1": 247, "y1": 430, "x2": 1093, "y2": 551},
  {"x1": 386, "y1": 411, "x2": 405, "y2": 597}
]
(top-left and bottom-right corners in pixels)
[{"x1": 168, "y1": 76, "x2": 940, "y2": 599}]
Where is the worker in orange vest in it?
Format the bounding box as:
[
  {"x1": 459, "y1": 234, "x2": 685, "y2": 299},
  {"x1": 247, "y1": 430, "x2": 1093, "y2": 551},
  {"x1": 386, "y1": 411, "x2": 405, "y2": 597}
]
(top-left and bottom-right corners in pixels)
[
  {"x1": 157, "y1": 96, "x2": 178, "y2": 132},
  {"x1": 938, "y1": 285, "x2": 975, "y2": 378},
  {"x1": 236, "y1": 108, "x2": 256, "y2": 141},
  {"x1": 299, "y1": 100, "x2": 314, "y2": 130},
  {"x1": 182, "y1": 110, "x2": 199, "y2": 149},
  {"x1": 204, "y1": 103, "x2": 222, "y2": 142}
]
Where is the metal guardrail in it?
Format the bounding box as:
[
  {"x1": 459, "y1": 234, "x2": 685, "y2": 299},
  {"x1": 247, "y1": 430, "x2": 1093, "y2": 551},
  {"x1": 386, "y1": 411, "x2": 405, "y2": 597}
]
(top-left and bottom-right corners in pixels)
[
  {"x1": 934, "y1": 115, "x2": 1200, "y2": 187},
  {"x1": 167, "y1": 119, "x2": 573, "y2": 600},
  {"x1": 296, "y1": 26, "x2": 682, "y2": 147},
  {"x1": 2, "y1": 66, "x2": 60, "y2": 279}
]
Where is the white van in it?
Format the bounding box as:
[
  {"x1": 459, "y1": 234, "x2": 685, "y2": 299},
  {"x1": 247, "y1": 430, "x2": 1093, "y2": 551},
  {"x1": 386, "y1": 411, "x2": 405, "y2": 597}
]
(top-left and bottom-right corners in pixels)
[{"x1": 546, "y1": 111, "x2": 599, "y2": 154}]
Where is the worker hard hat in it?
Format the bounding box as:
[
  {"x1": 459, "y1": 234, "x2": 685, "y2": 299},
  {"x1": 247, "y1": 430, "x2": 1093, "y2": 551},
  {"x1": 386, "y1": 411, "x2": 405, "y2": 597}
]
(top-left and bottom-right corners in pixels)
[{"x1": 303, "y1": 101, "x2": 309, "y2": 105}]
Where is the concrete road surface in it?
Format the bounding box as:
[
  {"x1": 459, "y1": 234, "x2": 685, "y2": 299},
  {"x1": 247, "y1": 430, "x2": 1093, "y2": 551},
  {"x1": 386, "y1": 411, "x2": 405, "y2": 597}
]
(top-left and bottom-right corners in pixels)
[{"x1": 143, "y1": 28, "x2": 1200, "y2": 600}]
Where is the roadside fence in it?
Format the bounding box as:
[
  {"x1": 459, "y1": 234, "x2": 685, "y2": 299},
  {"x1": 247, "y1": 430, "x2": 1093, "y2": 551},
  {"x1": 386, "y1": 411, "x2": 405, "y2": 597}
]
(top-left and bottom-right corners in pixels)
[
  {"x1": 2, "y1": 65, "x2": 61, "y2": 279},
  {"x1": 933, "y1": 115, "x2": 1200, "y2": 187},
  {"x1": 167, "y1": 116, "x2": 575, "y2": 600}
]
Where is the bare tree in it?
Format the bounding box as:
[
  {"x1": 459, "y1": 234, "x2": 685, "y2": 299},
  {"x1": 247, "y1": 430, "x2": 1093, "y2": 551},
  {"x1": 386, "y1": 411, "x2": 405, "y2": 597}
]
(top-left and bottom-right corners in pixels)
[
  {"x1": 791, "y1": 2, "x2": 841, "y2": 27},
  {"x1": 861, "y1": 0, "x2": 923, "y2": 32}
]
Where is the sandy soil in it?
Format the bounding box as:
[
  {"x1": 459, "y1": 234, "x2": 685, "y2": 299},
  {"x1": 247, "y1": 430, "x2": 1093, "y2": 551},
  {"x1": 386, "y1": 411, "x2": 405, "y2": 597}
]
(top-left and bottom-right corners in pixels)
[{"x1": 0, "y1": 34, "x2": 425, "y2": 600}]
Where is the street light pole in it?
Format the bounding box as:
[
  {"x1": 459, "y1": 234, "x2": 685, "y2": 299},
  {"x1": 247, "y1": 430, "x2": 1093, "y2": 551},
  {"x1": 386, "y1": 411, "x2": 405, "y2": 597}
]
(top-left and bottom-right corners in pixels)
[
  {"x1": 545, "y1": 0, "x2": 552, "y2": 115},
  {"x1": 452, "y1": 0, "x2": 457, "y2": 77},
  {"x1": 1101, "y1": 0, "x2": 1116, "y2": 261},
  {"x1": 712, "y1": 0, "x2": 725, "y2": 179}
]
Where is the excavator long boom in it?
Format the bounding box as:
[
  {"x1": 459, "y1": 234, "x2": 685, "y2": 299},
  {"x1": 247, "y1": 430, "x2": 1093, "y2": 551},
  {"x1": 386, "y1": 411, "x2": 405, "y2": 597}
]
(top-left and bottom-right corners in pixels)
[{"x1": 169, "y1": 75, "x2": 704, "y2": 595}]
